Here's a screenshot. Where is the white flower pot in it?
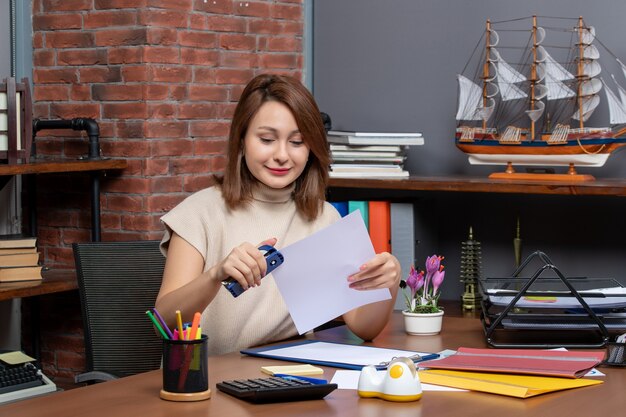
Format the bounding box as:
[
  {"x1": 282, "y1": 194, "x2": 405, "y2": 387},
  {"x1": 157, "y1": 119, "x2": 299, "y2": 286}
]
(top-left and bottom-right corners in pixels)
[{"x1": 402, "y1": 310, "x2": 444, "y2": 335}]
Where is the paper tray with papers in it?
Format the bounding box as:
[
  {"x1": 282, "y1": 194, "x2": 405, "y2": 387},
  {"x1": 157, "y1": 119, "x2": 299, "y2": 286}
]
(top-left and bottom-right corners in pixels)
[
  {"x1": 241, "y1": 340, "x2": 439, "y2": 370},
  {"x1": 479, "y1": 251, "x2": 626, "y2": 348}
]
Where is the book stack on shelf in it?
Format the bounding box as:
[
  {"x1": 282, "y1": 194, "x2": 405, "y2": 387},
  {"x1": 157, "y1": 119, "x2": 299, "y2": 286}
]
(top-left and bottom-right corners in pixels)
[
  {"x1": 0, "y1": 235, "x2": 42, "y2": 283},
  {"x1": 326, "y1": 130, "x2": 424, "y2": 178}
]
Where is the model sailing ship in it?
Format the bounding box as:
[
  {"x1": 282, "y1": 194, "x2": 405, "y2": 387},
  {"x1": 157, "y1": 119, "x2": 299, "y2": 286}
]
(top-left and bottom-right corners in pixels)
[{"x1": 455, "y1": 16, "x2": 626, "y2": 179}]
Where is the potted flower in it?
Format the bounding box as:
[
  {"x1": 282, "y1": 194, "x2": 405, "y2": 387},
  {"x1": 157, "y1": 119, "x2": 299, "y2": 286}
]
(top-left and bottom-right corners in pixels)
[{"x1": 400, "y1": 254, "x2": 445, "y2": 335}]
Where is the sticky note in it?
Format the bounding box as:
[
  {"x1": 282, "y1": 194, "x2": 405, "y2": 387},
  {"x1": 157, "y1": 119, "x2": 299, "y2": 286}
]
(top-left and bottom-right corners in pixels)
[
  {"x1": 261, "y1": 364, "x2": 324, "y2": 376},
  {"x1": 0, "y1": 351, "x2": 36, "y2": 365}
]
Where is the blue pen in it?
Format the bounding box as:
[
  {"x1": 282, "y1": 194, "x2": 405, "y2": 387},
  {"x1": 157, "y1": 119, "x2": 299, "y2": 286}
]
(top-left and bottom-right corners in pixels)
[
  {"x1": 274, "y1": 374, "x2": 328, "y2": 385},
  {"x1": 151, "y1": 308, "x2": 174, "y2": 339}
]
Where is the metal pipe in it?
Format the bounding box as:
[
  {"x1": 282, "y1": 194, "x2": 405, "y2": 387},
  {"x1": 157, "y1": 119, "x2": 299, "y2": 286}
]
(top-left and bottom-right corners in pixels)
[{"x1": 32, "y1": 117, "x2": 101, "y2": 160}]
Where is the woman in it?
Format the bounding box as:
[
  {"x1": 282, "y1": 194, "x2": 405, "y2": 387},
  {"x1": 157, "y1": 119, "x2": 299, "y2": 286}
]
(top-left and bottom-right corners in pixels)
[{"x1": 156, "y1": 73, "x2": 401, "y2": 355}]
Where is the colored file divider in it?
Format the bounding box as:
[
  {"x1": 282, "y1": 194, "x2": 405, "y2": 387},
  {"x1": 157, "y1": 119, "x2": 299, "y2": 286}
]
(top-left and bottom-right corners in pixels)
[
  {"x1": 368, "y1": 201, "x2": 391, "y2": 253},
  {"x1": 330, "y1": 201, "x2": 349, "y2": 217},
  {"x1": 348, "y1": 201, "x2": 369, "y2": 231}
]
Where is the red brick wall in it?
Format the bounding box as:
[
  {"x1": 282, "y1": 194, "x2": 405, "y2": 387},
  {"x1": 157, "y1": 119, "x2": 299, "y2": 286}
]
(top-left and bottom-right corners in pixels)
[{"x1": 28, "y1": 0, "x2": 305, "y2": 383}]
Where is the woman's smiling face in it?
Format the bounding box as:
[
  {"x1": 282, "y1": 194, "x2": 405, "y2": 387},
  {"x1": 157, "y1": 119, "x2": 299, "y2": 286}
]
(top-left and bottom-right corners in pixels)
[{"x1": 243, "y1": 100, "x2": 310, "y2": 189}]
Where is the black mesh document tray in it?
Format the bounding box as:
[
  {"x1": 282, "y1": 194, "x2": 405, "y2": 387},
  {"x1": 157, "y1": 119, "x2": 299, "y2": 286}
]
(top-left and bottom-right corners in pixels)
[{"x1": 479, "y1": 251, "x2": 626, "y2": 348}]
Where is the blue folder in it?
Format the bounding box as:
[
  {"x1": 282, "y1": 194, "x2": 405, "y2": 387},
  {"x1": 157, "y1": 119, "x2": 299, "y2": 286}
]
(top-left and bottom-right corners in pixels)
[{"x1": 241, "y1": 340, "x2": 439, "y2": 370}]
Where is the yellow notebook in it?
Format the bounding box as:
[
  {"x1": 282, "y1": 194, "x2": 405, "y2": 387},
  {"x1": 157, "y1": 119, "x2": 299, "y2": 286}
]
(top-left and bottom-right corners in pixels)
[{"x1": 419, "y1": 369, "x2": 603, "y2": 398}]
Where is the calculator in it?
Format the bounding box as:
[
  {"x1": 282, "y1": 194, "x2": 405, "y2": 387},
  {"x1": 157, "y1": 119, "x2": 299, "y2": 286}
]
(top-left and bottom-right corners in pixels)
[{"x1": 216, "y1": 375, "x2": 337, "y2": 403}]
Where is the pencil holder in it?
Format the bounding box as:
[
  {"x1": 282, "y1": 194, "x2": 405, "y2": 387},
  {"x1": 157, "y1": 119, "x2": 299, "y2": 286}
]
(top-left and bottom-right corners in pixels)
[
  {"x1": 160, "y1": 335, "x2": 211, "y2": 401},
  {"x1": 603, "y1": 341, "x2": 626, "y2": 366}
]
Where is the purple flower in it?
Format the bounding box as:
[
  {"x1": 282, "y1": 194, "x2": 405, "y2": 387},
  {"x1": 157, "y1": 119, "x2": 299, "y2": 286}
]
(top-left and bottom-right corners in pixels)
[
  {"x1": 432, "y1": 269, "x2": 445, "y2": 295},
  {"x1": 406, "y1": 266, "x2": 424, "y2": 298},
  {"x1": 403, "y1": 255, "x2": 445, "y2": 313},
  {"x1": 425, "y1": 255, "x2": 441, "y2": 275}
]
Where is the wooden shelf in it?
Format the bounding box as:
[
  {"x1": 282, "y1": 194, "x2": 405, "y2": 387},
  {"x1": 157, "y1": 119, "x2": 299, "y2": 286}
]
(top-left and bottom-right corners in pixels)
[
  {"x1": 0, "y1": 158, "x2": 127, "y2": 176},
  {"x1": 0, "y1": 269, "x2": 78, "y2": 301},
  {"x1": 329, "y1": 176, "x2": 626, "y2": 197}
]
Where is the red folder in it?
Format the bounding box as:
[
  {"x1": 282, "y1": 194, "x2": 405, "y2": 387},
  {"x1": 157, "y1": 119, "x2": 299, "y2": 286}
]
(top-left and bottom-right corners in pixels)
[
  {"x1": 419, "y1": 347, "x2": 605, "y2": 378},
  {"x1": 368, "y1": 201, "x2": 391, "y2": 254}
]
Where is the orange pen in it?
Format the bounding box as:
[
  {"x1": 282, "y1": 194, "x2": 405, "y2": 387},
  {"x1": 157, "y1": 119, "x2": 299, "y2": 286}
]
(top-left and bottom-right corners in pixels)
[{"x1": 189, "y1": 312, "x2": 202, "y2": 340}]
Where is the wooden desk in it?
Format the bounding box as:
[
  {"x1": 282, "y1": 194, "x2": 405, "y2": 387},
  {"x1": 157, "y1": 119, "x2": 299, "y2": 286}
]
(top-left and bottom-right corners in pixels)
[{"x1": 3, "y1": 313, "x2": 623, "y2": 416}]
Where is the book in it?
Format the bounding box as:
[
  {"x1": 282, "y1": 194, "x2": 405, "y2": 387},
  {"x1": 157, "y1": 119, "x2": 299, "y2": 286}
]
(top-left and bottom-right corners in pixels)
[
  {"x1": 0, "y1": 234, "x2": 37, "y2": 249},
  {"x1": 329, "y1": 171, "x2": 409, "y2": 179},
  {"x1": 331, "y1": 150, "x2": 402, "y2": 158},
  {"x1": 0, "y1": 251, "x2": 40, "y2": 267},
  {"x1": 330, "y1": 164, "x2": 404, "y2": 173},
  {"x1": 330, "y1": 144, "x2": 405, "y2": 152},
  {"x1": 327, "y1": 131, "x2": 424, "y2": 146},
  {"x1": 331, "y1": 155, "x2": 405, "y2": 163},
  {"x1": 368, "y1": 201, "x2": 391, "y2": 254},
  {"x1": 328, "y1": 130, "x2": 423, "y2": 138},
  {"x1": 0, "y1": 265, "x2": 43, "y2": 282},
  {"x1": 0, "y1": 246, "x2": 37, "y2": 255}
]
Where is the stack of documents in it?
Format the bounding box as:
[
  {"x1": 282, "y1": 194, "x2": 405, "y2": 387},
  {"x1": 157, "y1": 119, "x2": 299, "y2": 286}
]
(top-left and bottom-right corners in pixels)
[
  {"x1": 417, "y1": 347, "x2": 605, "y2": 398},
  {"x1": 327, "y1": 131, "x2": 424, "y2": 178}
]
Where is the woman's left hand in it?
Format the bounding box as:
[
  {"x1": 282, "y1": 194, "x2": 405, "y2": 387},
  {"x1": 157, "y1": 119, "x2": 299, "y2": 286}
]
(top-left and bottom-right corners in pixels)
[{"x1": 347, "y1": 252, "x2": 401, "y2": 291}]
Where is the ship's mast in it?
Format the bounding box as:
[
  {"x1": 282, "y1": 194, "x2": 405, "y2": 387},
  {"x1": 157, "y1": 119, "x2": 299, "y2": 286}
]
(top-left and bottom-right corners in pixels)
[
  {"x1": 577, "y1": 16, "x2": 585, "y2": 130},
  {"x1": 530, "y1": 16, "x2": 538, "y2": 140},
  {"x1": 483, "y1": 20, "x2": 491, "y2": 132}
]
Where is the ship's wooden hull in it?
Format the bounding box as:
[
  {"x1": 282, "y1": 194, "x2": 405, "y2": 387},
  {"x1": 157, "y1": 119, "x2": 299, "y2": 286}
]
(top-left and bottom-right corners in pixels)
[{"x1": 455, "y1": 137, "x2": 626, "y2": 167}]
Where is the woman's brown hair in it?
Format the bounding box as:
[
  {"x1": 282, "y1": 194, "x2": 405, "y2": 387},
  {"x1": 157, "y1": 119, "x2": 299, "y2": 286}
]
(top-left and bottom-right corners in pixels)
[{"x1": 216, "y1": 74, "x2": 330, "y2": 221}]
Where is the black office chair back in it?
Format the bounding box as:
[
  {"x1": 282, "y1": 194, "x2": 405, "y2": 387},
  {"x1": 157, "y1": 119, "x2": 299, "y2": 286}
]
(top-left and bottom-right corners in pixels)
[{"x1": 73, "y1": 240, "x2": 165, "y2": 381}]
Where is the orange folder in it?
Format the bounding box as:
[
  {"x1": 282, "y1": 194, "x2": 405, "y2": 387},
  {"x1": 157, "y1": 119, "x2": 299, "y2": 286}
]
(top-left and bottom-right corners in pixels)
[{"x1": 368, "y1": 201, "x2": 391, "y2": 254}]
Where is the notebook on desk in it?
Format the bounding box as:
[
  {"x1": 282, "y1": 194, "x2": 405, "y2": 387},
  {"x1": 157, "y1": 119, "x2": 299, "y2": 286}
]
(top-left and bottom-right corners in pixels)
[{"x1": 241, "y1": 340, "x2": 439, "y2": 370}]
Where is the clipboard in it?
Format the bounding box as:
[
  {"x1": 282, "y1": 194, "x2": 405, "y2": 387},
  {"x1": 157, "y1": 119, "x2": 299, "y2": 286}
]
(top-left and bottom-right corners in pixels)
[{"x1": 241, "y1": 340, "x2": 439, "y2": 370}]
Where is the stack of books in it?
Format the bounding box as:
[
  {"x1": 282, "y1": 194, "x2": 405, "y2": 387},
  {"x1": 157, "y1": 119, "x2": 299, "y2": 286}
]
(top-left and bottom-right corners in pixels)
[
  {"x1": 0, "y1": 235, "x2": 42, "y2": 282},
  {"x1": 326, "y1": 130, "x2": 424, "y2": 178}
]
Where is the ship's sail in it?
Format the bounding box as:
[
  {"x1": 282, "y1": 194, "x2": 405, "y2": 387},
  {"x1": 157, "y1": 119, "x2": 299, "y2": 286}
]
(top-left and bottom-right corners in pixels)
[
  {"x1": 572, "y1": 26, "x2": 603, "y2": 122},
  {"x1": 456, "y1": 74, "x2": 495, "y2": 121},
  {"x1": 603, "y1": 79, "x2": 626, "y2": 124},
  {"x1": 611, "y1": 74, "x2": 626, "y2": 109},
  {"x1": 491, "y1": 48, "x2": 528, "y2": 101},
  {"x1": 618, "y1": 59, "x2": 626, "y2": 83},
  {"x1": 536, "y1": 45, "x2": 576, "y2": 100},
  {"x1": 526, "y1": 100, "x2": 545, "y2": 122}
]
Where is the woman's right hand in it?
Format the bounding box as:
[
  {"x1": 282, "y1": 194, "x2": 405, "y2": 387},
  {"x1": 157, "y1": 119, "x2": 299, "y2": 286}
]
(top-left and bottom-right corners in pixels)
[{"x1": 214, "y1": 237, "x2": 277, "y2": 291}]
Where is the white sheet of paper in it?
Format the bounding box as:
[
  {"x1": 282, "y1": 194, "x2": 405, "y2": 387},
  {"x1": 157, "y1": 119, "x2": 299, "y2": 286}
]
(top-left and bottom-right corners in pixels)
[
  {"x1": 255, "y1": 341, "x2": 432, "y2": 367},
  {"x1": 273, "y1": 211, "x2": 391, "y2": 334},
  {"x1": 330, "y1": 370, "x2": 466, "y2": 392}
]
